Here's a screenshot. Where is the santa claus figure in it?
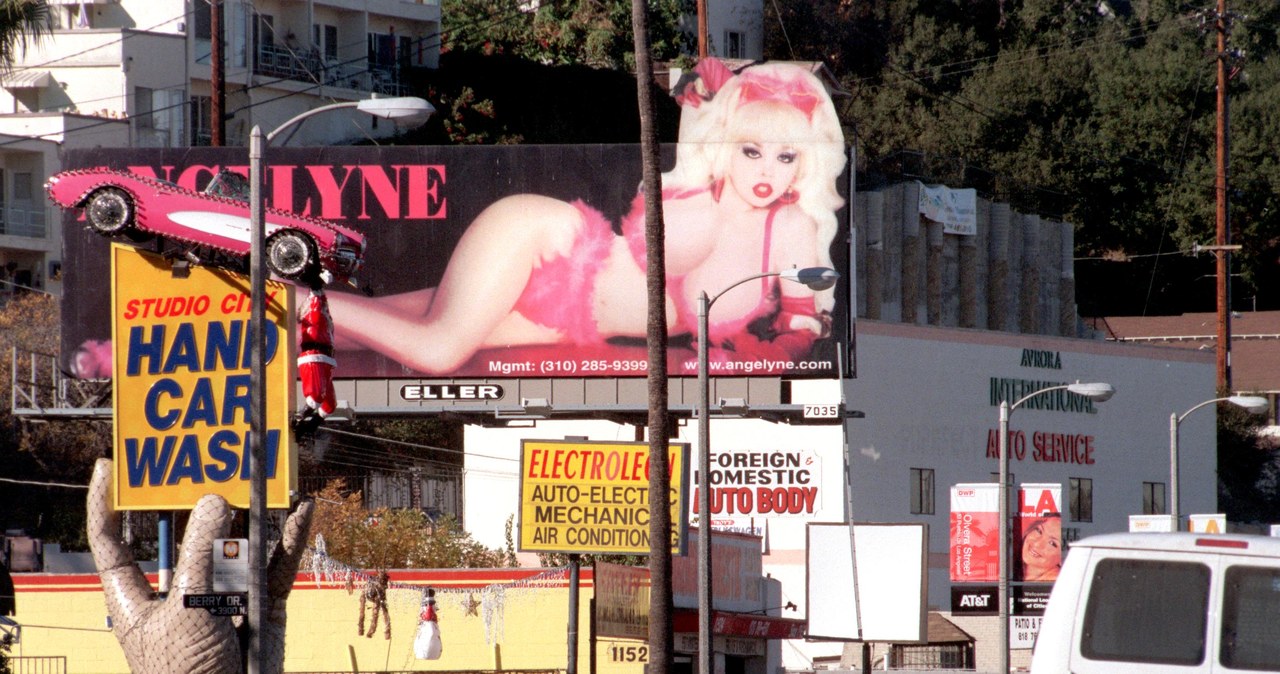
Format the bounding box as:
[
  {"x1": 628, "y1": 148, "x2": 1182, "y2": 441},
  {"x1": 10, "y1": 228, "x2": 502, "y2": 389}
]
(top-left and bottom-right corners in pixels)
[{"x1": 296, "y1": 271, "x2": 336, "y2": 434}]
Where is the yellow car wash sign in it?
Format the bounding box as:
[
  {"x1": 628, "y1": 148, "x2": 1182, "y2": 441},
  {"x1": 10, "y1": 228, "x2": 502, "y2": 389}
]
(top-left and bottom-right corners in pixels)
[
  {"x1": 519, "y1": 439, "x2": 689, "y2": 555},
  {"x1": 111, "y1": 244, "x2": 296, "y2": 510}
]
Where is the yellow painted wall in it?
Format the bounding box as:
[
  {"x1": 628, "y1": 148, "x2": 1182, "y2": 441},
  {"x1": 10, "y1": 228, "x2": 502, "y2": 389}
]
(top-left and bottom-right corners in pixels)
[{"x1": 11, "y1": 571, "x2": 651, "y2": 674}]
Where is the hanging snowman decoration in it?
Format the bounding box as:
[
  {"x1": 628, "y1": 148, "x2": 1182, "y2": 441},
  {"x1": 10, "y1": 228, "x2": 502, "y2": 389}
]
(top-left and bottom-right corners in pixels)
[{"x1": 414, "y1": 589, "x2": 443, "y2": 660}]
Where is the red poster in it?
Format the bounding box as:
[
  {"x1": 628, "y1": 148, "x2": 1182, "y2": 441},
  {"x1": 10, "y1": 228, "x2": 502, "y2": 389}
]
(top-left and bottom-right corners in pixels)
[
  {"x1": 949, "y1": 483, "x2": 1000, "y2": 582},
  {"x1": 1016, "y1": 483, "x2": 1062, "y2": 582}
]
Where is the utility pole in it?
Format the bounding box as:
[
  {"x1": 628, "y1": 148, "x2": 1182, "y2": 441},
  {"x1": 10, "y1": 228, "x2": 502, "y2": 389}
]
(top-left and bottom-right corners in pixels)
[
  {"x1": 210, "y1": 0, "x2": 225, "y2": 146},
  {"x1": 696, "y1": 0, "x2": 707, "y2": 58},
  {"x1": 1214, "y1": 0, "x2": 1232, "y2": 392}
]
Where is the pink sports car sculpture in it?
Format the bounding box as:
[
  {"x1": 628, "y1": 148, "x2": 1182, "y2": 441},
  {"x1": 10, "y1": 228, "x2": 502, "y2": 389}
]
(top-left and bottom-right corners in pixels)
[{"x1": 45, "y1": 167, "x2": 366, "y2": 283}]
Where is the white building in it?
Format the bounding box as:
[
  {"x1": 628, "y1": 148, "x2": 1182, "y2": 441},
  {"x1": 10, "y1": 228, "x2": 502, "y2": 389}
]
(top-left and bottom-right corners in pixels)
[
  {"x1": 0, "y1": 0, "x2": 441, "y2": 295},
  {"x1": 462, "y1": 321, "x2": 1216, "y2": 673},
  {"x1": 680, "y1": 0, "x2": 764, "y2": 61}
]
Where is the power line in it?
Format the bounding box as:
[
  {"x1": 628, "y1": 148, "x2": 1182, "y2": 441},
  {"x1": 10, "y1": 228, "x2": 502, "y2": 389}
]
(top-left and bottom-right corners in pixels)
[
  {"x1": 0, "y1": 475, "x2": 87, "y2": 489},
  {"x1": 318, "y1": 426, "x2": 518, "y2": 463}
]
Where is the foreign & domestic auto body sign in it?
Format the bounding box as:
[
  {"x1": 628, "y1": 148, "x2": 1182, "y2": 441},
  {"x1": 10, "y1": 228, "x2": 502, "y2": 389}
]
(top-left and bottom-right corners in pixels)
[{"x1": 692, "y1": 449, "x2": 822, "y2": 524}]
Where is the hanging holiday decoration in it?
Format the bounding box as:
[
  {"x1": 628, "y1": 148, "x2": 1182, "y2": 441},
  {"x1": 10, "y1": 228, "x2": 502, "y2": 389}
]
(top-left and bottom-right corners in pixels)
[
  {"x1": 306, "y1": 535, "x2": 570, "y2": 646},
  {"x1": 357, "y1": 570, "x2": 392, "y2": 639},
  {"x1": 414, "y1": 589, "x2": 443, "y2": 659}
]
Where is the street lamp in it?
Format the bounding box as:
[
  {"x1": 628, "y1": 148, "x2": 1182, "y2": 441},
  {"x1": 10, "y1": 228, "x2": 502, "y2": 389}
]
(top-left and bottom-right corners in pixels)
[
  {"x1": 1170, "y1": 395, "x2": 1269, "y2": 523},
  {"x1": 697, "y1": 266, "x2": 839, "y2": 674},
  {"x1": 997, "y1": 381, "x2": 1114, "y2": 674},
  {"x1": 247, "y1": 96, "x2": 433, "y2": 674}
]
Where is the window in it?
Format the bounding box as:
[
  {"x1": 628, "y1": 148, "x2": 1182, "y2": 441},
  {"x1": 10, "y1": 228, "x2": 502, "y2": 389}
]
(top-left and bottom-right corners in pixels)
[
  {"x1": 190, "y1": 95, "x2": 212, "y2": 146},
  {"x1": 1143, "y1": 482, "x2": 1167, "y2": 515},
  {"x1": 256, "y1": 13, "x2": 275, "y2": 47},
  {"x1": 724, "y1": 31, "x2": 744, "y2": 58},
  {"x1": 1081, "y1": 559, "x2": 1209, "y2": 665},
  {"x1": 1221, "y1": 565, "x2": 1280, "y2": 668},
  {"x1": 313, "y1": 23, "x2": 338, "y2": 62},
  {"x1": 135, "y1": 86, "x2": 154, "y2": 130},
  {"x1": 409, "y1": 34, "x2": 430, "y2": 66},
  {"x1": 1069, "y1": 477, "x2": 1093, "y2": 522},
  {"x1": 194, "y1": 1, "x2": 211, "y2": 40},
  {"x1": 909, "y1": 468, "x2": 934, "y2": 515},
  {"x1": 63, "y1": 4, "x2": 91, "y2": 29},
  {"x1": 398, "y1": 35, "x2": 412, "y2": 69},
  {"x1": 13, "y1": 173, "x2": 31, "y2": 203},
  {"x1": 368, "y1": 32, "x2": 396, "y2": 68}
]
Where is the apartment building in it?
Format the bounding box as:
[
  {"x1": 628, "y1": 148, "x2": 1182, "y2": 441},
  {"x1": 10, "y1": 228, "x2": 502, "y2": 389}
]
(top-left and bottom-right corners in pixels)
[{"x1": 0, "y1": 0, "x2": 441, "y2": 296}]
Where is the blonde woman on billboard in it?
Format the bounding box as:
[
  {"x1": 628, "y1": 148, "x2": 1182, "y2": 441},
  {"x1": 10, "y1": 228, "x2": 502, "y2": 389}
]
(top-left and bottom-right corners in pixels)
[{"x1": 324, "y1": 59, "x2": 847, "y2": 375}]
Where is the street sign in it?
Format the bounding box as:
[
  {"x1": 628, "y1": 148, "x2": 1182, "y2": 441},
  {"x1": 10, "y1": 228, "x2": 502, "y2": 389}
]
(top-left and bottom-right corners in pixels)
[
  {"x1": 803, "y1": 404, "x2": 839, "y2": 419},
  {"x1": 183, "y1": 592, "x2": 248, "y2": 616},
  {"x1": 212, "y1": 538, "x2": 249, "y2": 592}
]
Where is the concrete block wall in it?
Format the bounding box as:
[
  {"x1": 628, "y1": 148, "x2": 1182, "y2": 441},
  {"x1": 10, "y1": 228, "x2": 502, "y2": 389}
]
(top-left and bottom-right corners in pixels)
[{"x1": 855, "y1": 183, "x2": 1077, "y2": 338}]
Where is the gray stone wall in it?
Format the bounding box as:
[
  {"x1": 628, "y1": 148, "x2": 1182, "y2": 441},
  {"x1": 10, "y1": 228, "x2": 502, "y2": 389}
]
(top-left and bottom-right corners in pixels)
[{"x1": 854, "y1": 183, "x2": 1078, "y2": 337}]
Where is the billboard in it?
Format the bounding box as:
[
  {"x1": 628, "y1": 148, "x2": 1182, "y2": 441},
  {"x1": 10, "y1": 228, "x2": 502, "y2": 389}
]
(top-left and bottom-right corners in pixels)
[
  {"x1": 949, "y1": 483, "x2": 1000, "y2": 583},
  {"x1": 59, "y1": 64, "x2": 853, "y2": 381},
  {"x1": 692, "y1": 447, "x2": 826, "y2": 526},
  {"x1": 1015, "y1": 483, "x2": 1061, "y2": 582},
  {"x1": 806, "y1": 522, "x2": 927, "y2": 642},
  {"x1": 594, "y1": 561, "x2": 650, "y2": 640},
  {"x1": 517, "y1": 439, "x2": 689, "y2": 554},
  {"x1": 110, "y1": 245, "x2": 296, "y2": 509}
]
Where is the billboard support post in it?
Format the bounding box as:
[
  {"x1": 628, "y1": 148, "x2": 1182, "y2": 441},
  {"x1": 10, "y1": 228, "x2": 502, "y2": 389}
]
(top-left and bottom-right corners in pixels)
[
  {"x1": 568, "y1": 554, "x2": 579, "y2": 674},
  {"x1": 996, "y1": 382, "x2": 1113, "y2": 674},
  {"x1": 697, "y1": 267, "x2": 838, "y2": 674}
]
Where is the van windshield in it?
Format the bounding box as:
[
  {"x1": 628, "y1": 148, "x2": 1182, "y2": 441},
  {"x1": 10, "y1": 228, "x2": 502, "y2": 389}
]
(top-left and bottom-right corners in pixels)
[{"x1": 1080, "y1": 558, "x2": 1209, "y2": 666}]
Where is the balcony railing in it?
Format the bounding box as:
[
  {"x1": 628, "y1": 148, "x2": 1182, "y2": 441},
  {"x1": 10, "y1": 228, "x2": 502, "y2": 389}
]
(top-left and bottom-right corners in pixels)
[
  {"x1": 0, "y1": 205, "x2": 46, "y2": 238},
  {"x1": 255, "y1": 43, "x2": 409, "y2": 96}
]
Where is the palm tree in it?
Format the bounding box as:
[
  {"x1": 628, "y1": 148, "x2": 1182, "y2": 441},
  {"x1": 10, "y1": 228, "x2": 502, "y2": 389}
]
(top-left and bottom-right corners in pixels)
[
  {"x1": 0, "y1": 0, "x2": 51, "y2": 71},
  {"x1": 630, "y1": 2, "x2": 674, "y2": 674}
]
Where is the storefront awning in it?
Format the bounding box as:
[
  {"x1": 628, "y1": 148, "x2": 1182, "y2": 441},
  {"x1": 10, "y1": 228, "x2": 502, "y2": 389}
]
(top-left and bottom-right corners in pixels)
[
  {"x1": 674, "y1": 609, "x2": 807, "y2": 639},
  {"x1": 1, "y1": 70, "x2": 52, "y2": 89}
]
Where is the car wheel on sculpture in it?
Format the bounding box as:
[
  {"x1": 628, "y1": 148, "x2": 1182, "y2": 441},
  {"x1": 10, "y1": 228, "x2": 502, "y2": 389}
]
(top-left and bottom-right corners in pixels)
[
  {"x1": 267, "y1": 230, "x2": 318, "y2": 280},
  {"x1": 85, "y1": 187, "x2": 134, "y2": 235}
]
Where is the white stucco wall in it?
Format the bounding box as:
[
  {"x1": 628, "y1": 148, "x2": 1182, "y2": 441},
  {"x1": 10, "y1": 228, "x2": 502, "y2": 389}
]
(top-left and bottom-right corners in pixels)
[{"x1": 463, "y1": 319, "x2": 1217, "y2": 671}]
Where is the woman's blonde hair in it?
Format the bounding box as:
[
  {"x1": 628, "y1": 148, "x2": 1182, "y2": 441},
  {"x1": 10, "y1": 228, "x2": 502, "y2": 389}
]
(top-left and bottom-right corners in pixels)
[{"x1": 670, "y1": 62, "x2": 846, "y2": 311}]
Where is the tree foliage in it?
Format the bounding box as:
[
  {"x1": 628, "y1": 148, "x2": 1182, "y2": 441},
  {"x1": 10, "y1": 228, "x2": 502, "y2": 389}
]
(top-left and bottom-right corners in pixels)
[
  {"x1": 764, "y1": 0, "x2": 1280, "y2": 315},
  {"x1": 1218, "y1": 402, "x2": 1280, "y2": 524},
  {"x1": 305, "y1": 479, "x2": 514, "y2": 570},
  {"x1": 0, "y1": 0, "x2": 51, "y2": 71},
  {"x1": 0, "y1": 293, "x2": 107, "y2": 548},
  {"x1": 441, "y1": 0, "x2": 693, "y2": 70}
]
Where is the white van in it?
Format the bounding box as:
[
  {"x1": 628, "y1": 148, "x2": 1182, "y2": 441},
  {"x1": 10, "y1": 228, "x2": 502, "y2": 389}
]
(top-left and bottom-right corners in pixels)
[{"x1": 1031, "y1": 532, "x2": 1280, "y2": 673}]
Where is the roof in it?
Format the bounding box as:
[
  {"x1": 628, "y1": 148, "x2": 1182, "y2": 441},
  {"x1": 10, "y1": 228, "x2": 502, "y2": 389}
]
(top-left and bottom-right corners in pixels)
[
  {"x1": 925, "y1": 611, "x2": 973, "y2": 643},
  {"x1": 1095, "y1": 310, "x2": 1280, "y2": 392},
  {"x1": 1073, "y1": 531, "x2": 1280, "y2": 558},
  {"x1": 0, "y1": 70, "x2": 52, "y2": 88}
]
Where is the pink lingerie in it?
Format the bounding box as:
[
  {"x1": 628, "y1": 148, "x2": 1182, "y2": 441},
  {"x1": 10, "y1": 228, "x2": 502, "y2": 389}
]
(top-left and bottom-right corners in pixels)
[
  {"x1": 511, "y1": 189, "x2": 813, "y2": 358},
  {"x1": 510, "y1": 199, "x2": 615, "y2": 344}
]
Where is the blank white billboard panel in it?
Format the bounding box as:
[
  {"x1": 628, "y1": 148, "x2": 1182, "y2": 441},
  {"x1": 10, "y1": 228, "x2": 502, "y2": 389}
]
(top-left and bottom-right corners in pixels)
[{"x1": 806, "y1": 522, "x2": 927, "y2": 642}]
